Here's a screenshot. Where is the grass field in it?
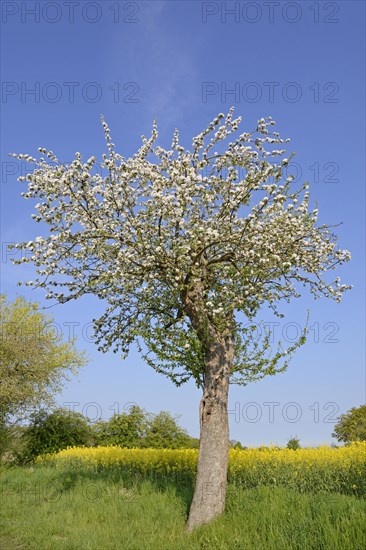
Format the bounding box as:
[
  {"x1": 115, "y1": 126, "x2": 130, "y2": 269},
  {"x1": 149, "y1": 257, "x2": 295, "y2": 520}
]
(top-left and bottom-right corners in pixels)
[{"x1": 1, "y1": 463, "x2": 365, "y2": 550}]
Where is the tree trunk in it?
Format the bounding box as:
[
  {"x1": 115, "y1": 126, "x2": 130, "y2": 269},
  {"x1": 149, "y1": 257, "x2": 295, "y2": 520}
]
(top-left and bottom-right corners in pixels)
[{"x1": 186, "y1": 333, "x2": 233, "y2": 532}]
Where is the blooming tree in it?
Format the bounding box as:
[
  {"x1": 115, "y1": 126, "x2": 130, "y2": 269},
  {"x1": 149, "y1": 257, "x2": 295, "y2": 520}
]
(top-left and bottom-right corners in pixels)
[{"x1": 11, "y1": 109, "x2": 351, "y2": 529}]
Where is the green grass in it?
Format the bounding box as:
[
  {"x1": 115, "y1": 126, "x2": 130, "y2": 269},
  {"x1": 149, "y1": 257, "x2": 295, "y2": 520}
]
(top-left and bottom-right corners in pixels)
[{"x1": 1, "y1": 465, "x2": 365, "y2": 550}]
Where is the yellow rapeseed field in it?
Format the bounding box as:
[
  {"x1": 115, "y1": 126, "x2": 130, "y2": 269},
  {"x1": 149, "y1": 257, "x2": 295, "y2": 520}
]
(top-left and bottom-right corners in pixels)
[{"x1": 37, "y1": 442, "x2": 366, "y2": 496}]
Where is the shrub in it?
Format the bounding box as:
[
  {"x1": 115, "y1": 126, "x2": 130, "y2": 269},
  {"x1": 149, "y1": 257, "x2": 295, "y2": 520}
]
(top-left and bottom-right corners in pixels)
[
  {"x1": 94, "y1": 407, "x2": 191, "y2": 449},
  {"x1": 143, "y1": 411, "x2": 191, "y2": 449},
  {"x1": 94, "y1": 406, "x2": 146, "y2": 447},
  {"x1": 21, "y1": 408, "x2": 94, "y2": 462},
  {"x1": 287, "y1": 437, "x2": 301, "y2": 450}
]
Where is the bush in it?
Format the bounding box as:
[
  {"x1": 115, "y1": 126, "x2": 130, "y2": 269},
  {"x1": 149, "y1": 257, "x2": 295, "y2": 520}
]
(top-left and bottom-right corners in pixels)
[
  {"x1": 188, "y1": 437, "x2": 200, "y2": 449},
  {"x1": 287, "y1": 437, "x2": 301, "y2": 450},
  {"x1": 21, "y1": 408, "x2": 94, "y2": 462},
  {"x1": 94, "y1": 407, "x2": 192, "y2": 449},
  {"x1": 94, "y1": 406, "x2": 147, "y2": 447},
  {"x1": 143, "y1": 411, "x2": 191, "y2": 449}
]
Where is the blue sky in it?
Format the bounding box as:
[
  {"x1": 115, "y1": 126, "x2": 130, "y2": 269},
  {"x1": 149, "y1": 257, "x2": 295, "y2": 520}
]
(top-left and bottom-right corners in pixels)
[{"x1": 1, "y1": 0, "x2": 365, "y2": 446}]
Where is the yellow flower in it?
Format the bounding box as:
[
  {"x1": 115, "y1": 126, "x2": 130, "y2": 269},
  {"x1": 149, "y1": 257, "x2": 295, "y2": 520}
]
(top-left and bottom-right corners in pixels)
[{"x1": 37, "y1": 441, "x2": 366, "y2": 496}]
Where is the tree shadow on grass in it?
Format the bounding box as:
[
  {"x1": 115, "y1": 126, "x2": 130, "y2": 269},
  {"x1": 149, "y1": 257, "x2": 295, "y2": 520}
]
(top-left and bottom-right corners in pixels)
[{"x1": 37, "y1": 464, "x2": 196, "y2": 516}]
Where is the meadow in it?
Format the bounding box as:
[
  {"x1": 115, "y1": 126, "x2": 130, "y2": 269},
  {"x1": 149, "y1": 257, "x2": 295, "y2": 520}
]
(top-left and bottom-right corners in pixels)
[{"x1": 1, "y1": 443, "x2": 365, "y2": 549}]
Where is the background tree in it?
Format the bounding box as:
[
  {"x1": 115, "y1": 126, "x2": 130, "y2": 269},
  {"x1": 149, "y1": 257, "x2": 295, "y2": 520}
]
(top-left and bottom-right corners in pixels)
[
  {"x1": 187, "y1": 437, "x2": 200, "y2": 449},
  {"x1": 0, "y1": 294, "x2": 86, "y2": 457},
  {"x1": 95, "y1": 406, "x2": 192, "y2": 449},
  {"x1": 287, "y1": 436, "x2": 301, "y2": 450},
  {"x1": 332, "y1": 405, "x2": 366, "y2": 443},
  {"x1": 94, "y1": 405, "x2": 147, "y2": 447},
  {"x1": 144, "y1": 410, "x2": 191, "y2": 449},
  {"x1": 0, "y1": 424, "x2": 26, "y2": 464},
  {"x1": 11, "y1": 109, "x2": 351, "y2": 530},
  {"x1": 22, "y1": 408, "x2": 94, "y2": 462}
]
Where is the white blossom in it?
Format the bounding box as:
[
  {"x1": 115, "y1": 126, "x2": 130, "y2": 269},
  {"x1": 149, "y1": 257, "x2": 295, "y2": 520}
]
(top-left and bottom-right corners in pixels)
[{"x1": 11, "y1": 109, "x2": 351, "y2": 387}]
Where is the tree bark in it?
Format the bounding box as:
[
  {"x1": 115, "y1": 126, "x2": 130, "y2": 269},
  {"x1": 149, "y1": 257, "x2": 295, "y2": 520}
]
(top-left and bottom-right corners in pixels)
[{"x1": 186, "y1": 332, "x2": 234, "y2": 532}]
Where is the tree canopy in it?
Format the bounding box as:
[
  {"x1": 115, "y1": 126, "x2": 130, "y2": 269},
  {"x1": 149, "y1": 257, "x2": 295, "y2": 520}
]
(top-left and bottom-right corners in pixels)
[
  {"x1": 10, "y1": 109, "x2": 351, "y2": 389},
  {"x1": 94, "y1": 406, "x2": 191, "y2": 449},
  {"x1": 332, "y1": 405, "x2": 366, "y2": 443},
  {"x1": 144, "y1": 410, "x2": 191, "y2": 449},
  {"x1": 94, "y1": 405, "x2": 147, "y2": 447},
  {"x1": 0, "y1": 294, "x2": 86, "y2": 423}
]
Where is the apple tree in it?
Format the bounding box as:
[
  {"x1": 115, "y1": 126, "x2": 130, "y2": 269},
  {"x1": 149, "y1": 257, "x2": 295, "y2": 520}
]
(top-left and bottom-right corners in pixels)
[{"x1": 10, "y1": 109, "x2": 351, "y2": 529}]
